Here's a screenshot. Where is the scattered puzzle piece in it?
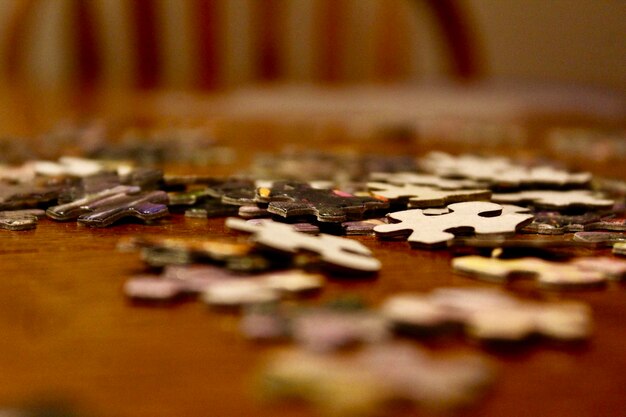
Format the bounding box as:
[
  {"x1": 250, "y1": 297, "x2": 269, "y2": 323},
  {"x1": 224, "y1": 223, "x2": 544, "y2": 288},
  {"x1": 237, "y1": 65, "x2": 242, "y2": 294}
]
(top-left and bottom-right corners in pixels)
[
  {"x1": 374, "y1": 202, "x2": 533, "y2": 248},
  {"x1": 370, "y1": 171, "x2": 485, "y2": 189},
  {"x1": 205, "y1": 178, "x2": 258, "y2": 206},
  {"x1": 226, "y1": 217, "x2": 381, "y2": 273},
  {"x1": 244, "y1": 218, "x2": 320, "y2": 234},
  {"x1": 124, "y1": 264, "x2": 324, "y2": 305},
  {"x1": 367, "y1": 182, "x2": 491, "y2": 208},
  {"x1": 0, "y1": 209, "x2": 46, "y2": 231},
  {"x1": 452, "y1": 255, "x2": 626, "y2": 289},
  {"x1": 0, "y1": 181, "x2": 62, "y2": 210},
  {"x1": 258, "y1": 343, "x2": 495, "y2": 416},
  {"x1": 573, "y1": 231, "x2": 626, "y2": 245},
  {"x1": 421, "y1": 152, "x2": 592, "y2": 188},
  {"x1": 382, "y1": 287, "x2": 592, "y2": 343},
  {"x1": 585, "y1": 214, "x2": 626, "y2": 231},
  {"x1": 47, "y1": 185, "x2": 141, "y2": 220},
  {"x1": 77, "y1": 190, "x2": 169, "y2": 227},
  {"x1": 492, "y1": 190, "x2": 614, "y2": 210},
  {"x1": 117, "y1": 235, "x2": 270, "y2": 270},
  {"x1": 33, "y1": 157, "x2": 105, "y2": 177},
  {"x1": 521, "y1": 211, "x2": 602, "y2": 234},
  {"x1": 256, "y1": 181, "x2": 388, "y2": 223}
]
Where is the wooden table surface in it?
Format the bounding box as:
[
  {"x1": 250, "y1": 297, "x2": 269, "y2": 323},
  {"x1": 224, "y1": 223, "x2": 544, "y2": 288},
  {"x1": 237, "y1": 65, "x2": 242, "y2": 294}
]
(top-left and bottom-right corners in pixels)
[{"x1": 0, "y1": 86, "x2": 625, "y2": 417}]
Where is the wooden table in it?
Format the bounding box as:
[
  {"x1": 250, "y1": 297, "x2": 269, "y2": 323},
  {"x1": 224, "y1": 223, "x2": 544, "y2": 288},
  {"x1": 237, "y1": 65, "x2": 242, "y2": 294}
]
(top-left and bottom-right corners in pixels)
[{"x1": 0, "y1": 85, "x2": 625, "y2": 417}]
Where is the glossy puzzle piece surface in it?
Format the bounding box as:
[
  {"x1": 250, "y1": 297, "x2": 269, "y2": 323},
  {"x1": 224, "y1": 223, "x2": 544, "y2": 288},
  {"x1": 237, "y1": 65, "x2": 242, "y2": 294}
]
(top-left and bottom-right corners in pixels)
[
  {"x1": 46, "y1": 185, "x2": 141, "y2": 220},
  {"x1": 259, "y1": 343, "x2": 495, "y2": 415},
  {"x1": 257, "y1": 181, "x2": 388, "y2": 222},
  {"x1": 452, "y1": 255, "x2": 626, "y2": 289},
  {"x1": 374, "y1": 202, "x2": 533, "y2": 248},
  {"x1": 421, "y1": 152, "x2": 592, "y2": 188},
  {"x1": 367, "y1": 182, "x2": 491, "y2": 208},
  {"x1": 226, "y1": 217, "x2": 381, "y2": 273},
  {"x1": 382, "y1": 287, "x2": 592, "y2": 343},
  {"x1": 492, "y1": 190, "x2": 614, "y2": 209},
  {"x1": 0, "y1": 209, "x2": 46, "y2": 231},
  {"x1": 76, "y1": 190, "x2": 169, "y2": 227}
]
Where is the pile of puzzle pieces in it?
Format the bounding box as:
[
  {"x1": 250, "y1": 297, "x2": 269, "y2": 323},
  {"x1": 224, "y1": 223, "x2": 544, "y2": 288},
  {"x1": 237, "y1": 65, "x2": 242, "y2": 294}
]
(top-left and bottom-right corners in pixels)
[{"x1": 3, "y1": 149, "x2": 626, "y2": 416}]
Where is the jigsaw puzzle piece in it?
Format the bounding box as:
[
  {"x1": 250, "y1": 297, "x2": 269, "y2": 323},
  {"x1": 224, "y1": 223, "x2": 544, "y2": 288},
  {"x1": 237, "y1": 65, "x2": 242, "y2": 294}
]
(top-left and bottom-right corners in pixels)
[
  {"x1": 226, "y1": 217, "x2": 381, "y2": 273},
  {"x1": 370, "y1": 171, "x2": 486, "y2": 189},
  {"x1": 374, "y1": 202, "x2": 532, "y2": 248},
  {"x1": 382, "y1": 287, "x2": 592, "y2": 343},
  {"x1": 117, "y1": 235, "x2": 270, "y2": 270},
  {"x1": 421, "y1": 152, "x2": 592, "y2": 188},
  {"x1": 492, "y1": 190, "x2": 614, "y2": 210},
  {"x1": 76, "y1": 190, "x2": 169, "y2": 227},
  {"x1": 585, "y1": 214, "x2": 626, "y2": 231},
  {"x1": 205, "y1": 178, "x2": 258, "y2": 206},
  {"x1": 573, "y1": 231, "x2": 626, "y2": 245},
  {"x1": 522, "y1": 211, "x2": 602, "y2": 234},
  {"x1": 257, "y1": 181, "x2": 388, "y2": 223},
  {"x1": 0, "y1": 181, "x2": 63, "y2": 210},
  {"x1": 367, "y1": 182, "x2": 491, "y2": 208},
  {"x1": 0, "y1": 209, "x2": 46, "y2": 231},
  {"x1": 452, "y1": 255, "x2": 626, "y2": 289},
  {"x1": 46, "y1": 185, "x2": 141, "y2": 220},
  {"x1": 258, "y1": 343, "x2": 495, "y2": 416},
  {"x1": 125, "y1": 264, "x2": 324, "y2": 305}
]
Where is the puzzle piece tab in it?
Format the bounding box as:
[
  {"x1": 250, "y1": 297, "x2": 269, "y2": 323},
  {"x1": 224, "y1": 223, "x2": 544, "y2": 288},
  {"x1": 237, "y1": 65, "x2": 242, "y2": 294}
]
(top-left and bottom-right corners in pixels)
[
  {"x1": 226, "y1": 217, "x2": 381, "y2": 273},
  {"x1": 374, "y1": 202, "x2": 533, "y2": 248},
  {"x1": 452, "y1": 255, "x2": 626, "y2": 289}
]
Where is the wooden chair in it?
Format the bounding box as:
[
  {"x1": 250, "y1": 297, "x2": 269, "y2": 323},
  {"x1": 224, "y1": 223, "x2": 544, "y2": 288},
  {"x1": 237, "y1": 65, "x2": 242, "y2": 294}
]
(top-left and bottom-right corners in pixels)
[{"x1": 1, "y1": 0, "x2": 482, "y2": 90}]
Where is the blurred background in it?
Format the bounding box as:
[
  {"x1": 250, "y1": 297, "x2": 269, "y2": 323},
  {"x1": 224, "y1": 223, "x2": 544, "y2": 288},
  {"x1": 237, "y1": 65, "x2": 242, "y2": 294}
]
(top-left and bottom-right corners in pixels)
[{"x1": 0, "y1": 0, "x2": 624, "y2": 93}]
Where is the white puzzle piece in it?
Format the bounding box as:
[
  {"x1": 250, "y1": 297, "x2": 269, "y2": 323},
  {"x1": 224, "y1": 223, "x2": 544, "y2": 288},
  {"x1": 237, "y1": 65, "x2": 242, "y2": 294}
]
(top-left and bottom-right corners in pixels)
[
  {"x1": 226, "y1": 217, "x2": 381, "y2": 273},
  {"x1": 374, "y1": 202, "x2": 533, "y2": 248}
]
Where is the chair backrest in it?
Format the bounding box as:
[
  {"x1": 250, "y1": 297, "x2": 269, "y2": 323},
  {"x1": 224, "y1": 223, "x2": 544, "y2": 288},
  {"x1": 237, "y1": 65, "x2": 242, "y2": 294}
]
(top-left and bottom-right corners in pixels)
[{"x1": 1, "y1": 0, "x2": 482, "y2": 90}]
